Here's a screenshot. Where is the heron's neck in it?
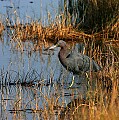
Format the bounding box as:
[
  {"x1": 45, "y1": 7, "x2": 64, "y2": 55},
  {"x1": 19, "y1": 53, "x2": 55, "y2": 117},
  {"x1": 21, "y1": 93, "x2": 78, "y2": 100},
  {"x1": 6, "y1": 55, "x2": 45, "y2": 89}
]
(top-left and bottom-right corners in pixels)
[
  {"x1": 58, "y1": 47, "x2": 70, "y2": 67},
  {"x1": 59, "y1": 47, "x2": 68, "y2": 59},
  {"x1": 58, "y1": 47, "x2": 68, "y2": 68}
]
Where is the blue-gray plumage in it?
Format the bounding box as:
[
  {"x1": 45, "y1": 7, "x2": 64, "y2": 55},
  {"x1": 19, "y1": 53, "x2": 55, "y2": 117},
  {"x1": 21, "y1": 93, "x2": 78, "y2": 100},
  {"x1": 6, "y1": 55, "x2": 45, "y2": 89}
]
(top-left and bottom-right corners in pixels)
[
  {"x1": 49, "y1": 40, "x2": 101, "y2": 75},
  {"x1": 49, "y1": 40, "x2": 101, "y2": 87}
]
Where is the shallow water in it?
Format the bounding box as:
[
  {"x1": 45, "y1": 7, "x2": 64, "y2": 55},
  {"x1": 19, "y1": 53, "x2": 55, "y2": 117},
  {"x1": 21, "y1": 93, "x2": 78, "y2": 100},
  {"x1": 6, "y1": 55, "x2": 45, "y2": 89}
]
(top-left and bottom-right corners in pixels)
[
  {"x1": 0, "y1": 1, "x2": 88, "y2": 120},
  {"x1": 0, "y1": 0, "x2": 58, "y2": 24},
  {"x1": 0, "y1": 39, "x2": 87, "y2": 119},
  {"x1": 0, "y1": 40, "x2": 88, "y2": 119}
]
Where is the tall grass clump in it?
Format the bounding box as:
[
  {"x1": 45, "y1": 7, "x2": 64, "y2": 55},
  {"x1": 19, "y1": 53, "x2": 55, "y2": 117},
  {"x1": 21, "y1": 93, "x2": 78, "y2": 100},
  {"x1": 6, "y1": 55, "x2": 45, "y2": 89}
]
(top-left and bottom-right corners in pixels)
[{"x1": 60, "y1": 0, "x2": 119, "y2": 33}]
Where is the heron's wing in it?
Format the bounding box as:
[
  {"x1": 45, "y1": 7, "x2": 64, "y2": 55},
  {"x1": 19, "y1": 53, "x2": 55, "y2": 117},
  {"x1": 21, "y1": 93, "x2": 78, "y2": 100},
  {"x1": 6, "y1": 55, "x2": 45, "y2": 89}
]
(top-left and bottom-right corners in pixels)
[
  {"x1": 76, "y1": 53, "x2": 90, "y2": 72},
  {"x1": 66, "y1": 50, "x2": 89, "y2": 72},
  {"x1": 66, "y1": 50, "x2": 101, "y2": 72},
  {"x1": 77, "y1": 54, "x2": 101, "y2": 72}
]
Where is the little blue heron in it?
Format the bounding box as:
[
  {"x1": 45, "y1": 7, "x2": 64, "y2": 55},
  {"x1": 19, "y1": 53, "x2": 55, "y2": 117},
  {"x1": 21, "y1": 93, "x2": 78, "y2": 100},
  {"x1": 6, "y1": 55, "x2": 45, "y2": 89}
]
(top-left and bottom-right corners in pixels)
[{"x1": 49, "y1": 40, "x2": 101, "y2": 87}]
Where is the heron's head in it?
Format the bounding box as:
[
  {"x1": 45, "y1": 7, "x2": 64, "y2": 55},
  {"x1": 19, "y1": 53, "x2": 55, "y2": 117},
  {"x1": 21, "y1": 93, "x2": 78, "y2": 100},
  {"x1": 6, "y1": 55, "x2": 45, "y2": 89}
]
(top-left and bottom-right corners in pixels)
[{"x1": 49, "y1": 40, "x2": 66, "y2": 50}]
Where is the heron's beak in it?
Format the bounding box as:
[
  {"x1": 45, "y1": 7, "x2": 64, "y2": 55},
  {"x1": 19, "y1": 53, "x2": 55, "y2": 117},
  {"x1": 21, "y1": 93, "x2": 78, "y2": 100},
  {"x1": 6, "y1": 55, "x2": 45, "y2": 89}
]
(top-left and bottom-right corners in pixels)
[{"x1": 49, "y1": 44, "x2": 57, "y2": 50}]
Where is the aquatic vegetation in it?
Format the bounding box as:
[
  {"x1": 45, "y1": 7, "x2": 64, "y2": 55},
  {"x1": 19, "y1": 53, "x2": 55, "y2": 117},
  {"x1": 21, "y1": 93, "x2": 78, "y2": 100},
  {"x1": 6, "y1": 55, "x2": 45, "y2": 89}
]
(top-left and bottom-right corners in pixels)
[{"x1": 0, "y1": 0, "x2": 119, "y2": 120}]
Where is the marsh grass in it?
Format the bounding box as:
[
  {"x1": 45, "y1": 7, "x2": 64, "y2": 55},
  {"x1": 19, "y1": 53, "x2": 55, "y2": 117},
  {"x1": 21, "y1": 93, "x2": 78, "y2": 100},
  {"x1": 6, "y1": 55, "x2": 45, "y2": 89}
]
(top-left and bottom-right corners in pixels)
[
  {"x1": 5, "y1": 11, "x2": 118, "y2": 57},
  {"x1": 59, "y1": 69, "x2": 119, "y2": 120},
  {"x1": 0, "y1": 0, "x2": 119, "y2": 120},
  {"x1": 61, "y1": 0, "x2": 119, "y2": 33},
  {"x1": 0, "y1": 51, "x2": 118, "y2": 120}
]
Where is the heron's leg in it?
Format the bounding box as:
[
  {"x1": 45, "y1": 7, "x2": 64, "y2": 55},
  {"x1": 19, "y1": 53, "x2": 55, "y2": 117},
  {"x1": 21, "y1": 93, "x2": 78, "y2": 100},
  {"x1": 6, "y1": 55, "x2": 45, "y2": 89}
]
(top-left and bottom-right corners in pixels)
[
  {"x1": 69, "y1": 75, "x2": 75, "y2": 88},
  {"x1": 85, "y1": 73, "x2": 91, "y2": 91},
  {"x1": 85, "y1": 73, "x2": 89, "y2": 79}
]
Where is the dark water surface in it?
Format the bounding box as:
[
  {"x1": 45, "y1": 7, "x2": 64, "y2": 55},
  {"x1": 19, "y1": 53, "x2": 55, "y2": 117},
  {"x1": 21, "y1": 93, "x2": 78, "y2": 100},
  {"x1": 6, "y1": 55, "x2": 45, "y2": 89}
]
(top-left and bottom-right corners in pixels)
[{"x1": 0, "y1": 0, "x2": 88, "y2": 120}]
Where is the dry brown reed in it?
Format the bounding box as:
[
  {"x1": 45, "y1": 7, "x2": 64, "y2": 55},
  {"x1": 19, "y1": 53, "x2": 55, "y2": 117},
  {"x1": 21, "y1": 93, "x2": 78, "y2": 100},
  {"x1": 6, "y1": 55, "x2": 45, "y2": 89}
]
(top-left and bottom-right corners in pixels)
[
  {"x1": 59, "y1": 66, "x2": 119, "y2": 120},
  {"x1": 8, "y1": 14, "x2": 118, "y2": 47},
  {"x1": 10, "y1": 21, "x2": 92, "y2": 42},
  {"x1": 0, "y1": 21, "x2": 4, "y2": 36}
]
